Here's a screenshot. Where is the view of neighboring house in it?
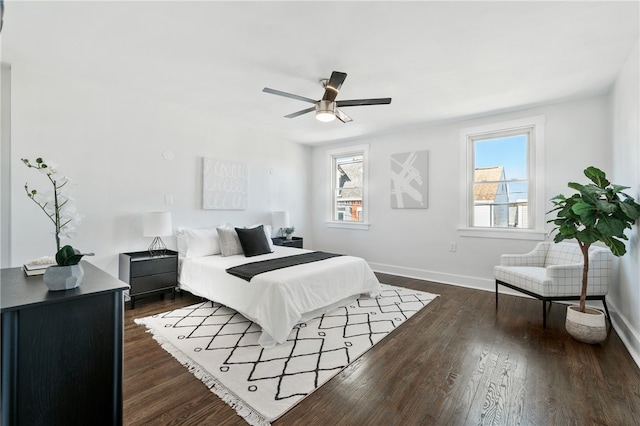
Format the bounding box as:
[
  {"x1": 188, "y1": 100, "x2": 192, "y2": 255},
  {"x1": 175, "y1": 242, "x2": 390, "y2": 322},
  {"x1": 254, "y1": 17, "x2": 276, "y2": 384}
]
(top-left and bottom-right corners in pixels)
[
  {"x1": 336, "y1": 159, "x2": 364, "y2": 222},
  {"x1": 474, "y1": 166, "x2": 509, "y2": 227},
  {"x1": 474, "y1": 166, "x2": 530, "y2": 229}
]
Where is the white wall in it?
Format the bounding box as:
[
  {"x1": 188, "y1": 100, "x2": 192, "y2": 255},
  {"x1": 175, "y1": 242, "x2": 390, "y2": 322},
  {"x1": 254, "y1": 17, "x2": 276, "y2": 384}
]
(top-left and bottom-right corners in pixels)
[
  {"x1": 7, "y1": 64, "x2": 310, "y2": 276},
  {"x1": 310, "y1": 95, "x2": 612, "y2": 291},
  {"x1": 1, "y1": 63, "x2": 11, "y2": 268},
  {"x1": 610, "y1": 39, "x2": 640, "y2": 366}
]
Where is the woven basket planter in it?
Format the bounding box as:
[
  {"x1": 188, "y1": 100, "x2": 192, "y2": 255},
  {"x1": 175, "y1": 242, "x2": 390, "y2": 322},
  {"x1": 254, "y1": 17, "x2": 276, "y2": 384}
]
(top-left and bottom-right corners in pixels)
[{"x1": 565, "y1": 305, "x2": 607, "y2": 344}]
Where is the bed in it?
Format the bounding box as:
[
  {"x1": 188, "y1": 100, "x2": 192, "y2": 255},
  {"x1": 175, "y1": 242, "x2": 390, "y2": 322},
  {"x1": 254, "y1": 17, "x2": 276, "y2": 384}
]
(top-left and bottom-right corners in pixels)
[{"x1": 177, "y1": 224, "x2": 381, "y2": 348}]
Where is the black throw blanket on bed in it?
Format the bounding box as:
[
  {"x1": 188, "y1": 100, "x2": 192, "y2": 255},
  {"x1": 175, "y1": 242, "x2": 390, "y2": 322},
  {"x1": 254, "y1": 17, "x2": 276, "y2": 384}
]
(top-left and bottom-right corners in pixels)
[{"x1": 226, "y1": 251, "x2": 343, "y2": 282}]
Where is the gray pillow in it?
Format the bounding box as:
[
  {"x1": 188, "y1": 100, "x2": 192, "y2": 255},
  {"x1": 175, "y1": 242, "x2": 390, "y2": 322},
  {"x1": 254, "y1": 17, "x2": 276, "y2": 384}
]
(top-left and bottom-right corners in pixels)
[{"x1": 216, "y1": 224, "x2": 243, "y2": 257}]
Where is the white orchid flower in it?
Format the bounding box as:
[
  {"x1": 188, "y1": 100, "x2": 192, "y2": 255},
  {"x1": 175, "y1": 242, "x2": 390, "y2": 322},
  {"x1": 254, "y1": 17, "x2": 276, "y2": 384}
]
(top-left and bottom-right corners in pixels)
[{"x1": 22, "y1": 157, "x2": 83, "y2": 256}]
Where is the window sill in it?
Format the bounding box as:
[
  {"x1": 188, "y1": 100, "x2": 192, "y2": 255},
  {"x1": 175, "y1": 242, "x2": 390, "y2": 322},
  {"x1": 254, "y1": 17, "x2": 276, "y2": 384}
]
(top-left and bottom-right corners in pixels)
[
  {"x1": 325, "y1": 221, "x2": 370, "y2": 231},
  {"x1": 458, "y1": 227, "x2": 547, "y2": 240}
]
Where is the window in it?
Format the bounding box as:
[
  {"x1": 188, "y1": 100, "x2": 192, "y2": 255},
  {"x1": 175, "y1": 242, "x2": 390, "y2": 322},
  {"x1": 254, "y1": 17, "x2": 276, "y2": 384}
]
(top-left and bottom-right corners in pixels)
[
  {"x1": 459, "y1": 116, "x2": 545, "y2": 240},
  {"x1": 327, "y1": 145, "x2": 369, "y2": 230}
]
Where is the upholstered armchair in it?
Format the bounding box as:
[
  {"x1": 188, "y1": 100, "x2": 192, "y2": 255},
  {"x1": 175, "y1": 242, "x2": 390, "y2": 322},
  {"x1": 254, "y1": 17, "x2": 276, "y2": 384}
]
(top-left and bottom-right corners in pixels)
[{"x1": 494, "y1": 241, "x2": 613, "y2": 327}]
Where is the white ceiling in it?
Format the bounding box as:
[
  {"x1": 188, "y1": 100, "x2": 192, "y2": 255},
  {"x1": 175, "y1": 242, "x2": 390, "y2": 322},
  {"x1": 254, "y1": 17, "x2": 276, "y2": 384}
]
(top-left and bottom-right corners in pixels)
[{"x1": 2, "y1": 1, "x2": 639, "y2": 145}]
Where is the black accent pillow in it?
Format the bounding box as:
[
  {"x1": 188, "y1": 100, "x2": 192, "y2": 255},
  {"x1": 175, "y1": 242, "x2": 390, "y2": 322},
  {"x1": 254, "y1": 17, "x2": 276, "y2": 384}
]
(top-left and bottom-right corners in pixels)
[{"x1": 235, "y1": 225, "x2": 273, "y2": 257}]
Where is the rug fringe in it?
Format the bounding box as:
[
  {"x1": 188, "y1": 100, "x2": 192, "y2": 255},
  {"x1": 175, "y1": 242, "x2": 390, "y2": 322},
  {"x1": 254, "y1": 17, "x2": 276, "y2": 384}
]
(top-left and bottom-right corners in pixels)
[{"x1": 134, "y1": 318, "x2": 271, "y2": 426}]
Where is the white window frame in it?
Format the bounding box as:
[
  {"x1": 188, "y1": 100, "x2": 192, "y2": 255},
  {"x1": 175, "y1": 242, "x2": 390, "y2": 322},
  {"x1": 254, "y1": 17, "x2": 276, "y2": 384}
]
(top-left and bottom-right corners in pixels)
[
  {"x1": 458, "y1": 116, "x2": 546, "y2": 240},
  {"x1": 326, "y1": 144, "x2": 370, "y2": 230}
]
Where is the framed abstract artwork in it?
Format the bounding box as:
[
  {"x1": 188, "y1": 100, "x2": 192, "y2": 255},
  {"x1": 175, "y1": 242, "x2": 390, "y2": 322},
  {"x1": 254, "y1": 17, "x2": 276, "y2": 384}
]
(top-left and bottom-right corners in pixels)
[
  {"x1": 390, "y1": 150, "x2": 428, "y2": 209},
  {"x1": 202, "y1": 157, "x2": 248, "y2": 210}
]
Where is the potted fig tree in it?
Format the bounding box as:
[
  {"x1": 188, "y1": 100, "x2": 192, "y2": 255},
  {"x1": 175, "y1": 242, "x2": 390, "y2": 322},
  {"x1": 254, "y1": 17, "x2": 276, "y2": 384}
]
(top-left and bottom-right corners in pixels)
[{"x1": 548, "y1": 166, "x2": 640, "y2": 343}]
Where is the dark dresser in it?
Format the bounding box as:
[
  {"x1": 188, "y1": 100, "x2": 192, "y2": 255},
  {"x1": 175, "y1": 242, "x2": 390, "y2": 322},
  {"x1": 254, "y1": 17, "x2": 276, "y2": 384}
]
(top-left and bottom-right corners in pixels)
[{"x1": 1, "y1": 261, "x2": 129, "y2": 426}]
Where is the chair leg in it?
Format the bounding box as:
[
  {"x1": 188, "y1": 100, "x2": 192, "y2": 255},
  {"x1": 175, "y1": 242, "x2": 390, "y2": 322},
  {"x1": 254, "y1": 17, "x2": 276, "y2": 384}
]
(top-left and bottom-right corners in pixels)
[
  {"x1": 495, "y1": 281, "x2": 499, "y2": 308},
  {"x1": 542, "y1": 300, "x2": 547, "y2": 328}
]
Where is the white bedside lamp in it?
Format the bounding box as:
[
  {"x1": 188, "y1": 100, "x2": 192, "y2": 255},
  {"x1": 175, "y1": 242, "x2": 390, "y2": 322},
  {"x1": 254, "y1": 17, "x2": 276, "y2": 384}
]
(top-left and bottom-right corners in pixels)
[
  {"x1": 143, "y1": 212, "x2": 172, "y2": 256},
  {"x1": 271, "y1": 211, "x2": 290, "y2": 238}
]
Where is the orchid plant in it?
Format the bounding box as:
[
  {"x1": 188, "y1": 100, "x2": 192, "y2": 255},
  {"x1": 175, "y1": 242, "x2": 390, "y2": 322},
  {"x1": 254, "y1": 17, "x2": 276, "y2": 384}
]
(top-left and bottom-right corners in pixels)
[{"x1": 22, "y1": 157, "x2": 91, "y2": 266}]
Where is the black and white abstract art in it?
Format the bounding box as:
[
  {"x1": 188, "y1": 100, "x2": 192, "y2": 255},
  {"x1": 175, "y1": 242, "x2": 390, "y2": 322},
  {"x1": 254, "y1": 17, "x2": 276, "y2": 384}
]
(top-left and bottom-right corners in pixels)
[{"x1": 390, "y1": 150, "x2": 429, "y2": 209}]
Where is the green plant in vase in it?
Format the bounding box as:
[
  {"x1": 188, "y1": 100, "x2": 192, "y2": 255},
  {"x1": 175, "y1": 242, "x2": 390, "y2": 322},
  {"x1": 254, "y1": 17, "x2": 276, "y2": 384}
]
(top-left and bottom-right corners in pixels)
[
  {"x1": 282, "y1": 226, "x2": 295, "y2": 239},
  {"x1": 547, "y1": 166, "x2": 640, "y2": 342}
]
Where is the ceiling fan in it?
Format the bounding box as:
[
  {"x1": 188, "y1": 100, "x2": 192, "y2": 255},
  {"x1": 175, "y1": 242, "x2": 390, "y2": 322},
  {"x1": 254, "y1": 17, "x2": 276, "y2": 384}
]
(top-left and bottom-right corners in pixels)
[{"x1": 262, "y1": 71, "x2": 392, "y2": 123}]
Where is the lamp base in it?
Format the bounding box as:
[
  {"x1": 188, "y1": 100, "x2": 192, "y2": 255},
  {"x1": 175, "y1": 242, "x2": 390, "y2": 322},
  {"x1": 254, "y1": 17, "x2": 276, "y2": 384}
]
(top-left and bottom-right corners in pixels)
[{"x1": 148, "y1": 237, "x2": 167, "y2": 256}]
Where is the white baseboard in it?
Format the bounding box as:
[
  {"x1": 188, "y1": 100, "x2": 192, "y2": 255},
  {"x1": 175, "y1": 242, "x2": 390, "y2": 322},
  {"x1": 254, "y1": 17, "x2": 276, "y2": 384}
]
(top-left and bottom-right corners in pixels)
[
  {"x1": 369, "y1": 261, "x2": 640, "y2": 369},
  {"x1": 369, "y1": 261, "x2": 527, "y2": 298},
  {"x1": 608, "y1": 299, "x2": 640, "y2": 369}
]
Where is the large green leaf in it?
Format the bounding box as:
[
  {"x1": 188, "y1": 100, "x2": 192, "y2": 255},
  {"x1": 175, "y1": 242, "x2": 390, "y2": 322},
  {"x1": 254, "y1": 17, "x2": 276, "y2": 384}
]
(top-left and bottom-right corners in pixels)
[
  {"x1": 579, "y1": 210, "x2": 597, "y2": 227},
  {"x1": 601, "y1": 236, "x2": 627, "y2": 256},
  {"x1": 550, "y1": 194, "x2": 567, "y2": 202},
  {"x1": 553, "y1": 233, "x2": 568, "y2": 243},
  {"x1": 567, "y1": 182, "x2": 584, "y2": 192},
  {"x1": 596, "y1": 216, "x2": 627, "y2": 237},
  {"x1": 571, "y1": 202, "x2": 595, "y2": 215},
  {"x1": 55, "y1": 244, "x2": 92, "y2": 266},
  {"x1": 584, "y1": 166, "x2": 609, "y2": 188},
  {"x1": 558, "y1": 221, "x2": 578, "y2": 237},
  {"x1": 577, "y1": 228, "x2": 601, "y2": 244},
  {"x1": 580, "y1": 185, "x2": 604, "y2": 202},
  {"x1": 594, "y1": 199, "x2": 618, "y2": 214},
  {"x1": 611, "y1": 184, "x2": 630, "y2": 194},
  {"x1": 620, "y1": 201, "x2": 640, "y2": 220}
]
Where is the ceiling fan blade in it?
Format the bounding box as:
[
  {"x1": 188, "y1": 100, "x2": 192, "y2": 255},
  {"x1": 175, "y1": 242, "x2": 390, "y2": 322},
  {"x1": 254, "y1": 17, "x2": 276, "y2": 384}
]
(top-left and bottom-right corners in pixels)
[
  {"x1": 322, "y1": 71, "x2": 347, "y2": 102},
  {"x1": 284, "y1": 106, "x2": 316, "y2": 119},
  {"x1": 263, "y1": 87, "x2": 317, "y2": 104},
  {"x1": 336, "y1": 98, "x2": 392, "y2": 107},
  {"x1": 335, "y1": 108, "x2": 353, "y2": 123}
]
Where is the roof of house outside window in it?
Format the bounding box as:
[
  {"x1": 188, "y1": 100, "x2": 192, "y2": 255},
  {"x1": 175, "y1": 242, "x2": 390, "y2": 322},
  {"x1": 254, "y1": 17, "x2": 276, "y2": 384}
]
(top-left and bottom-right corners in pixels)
[
  {"x1": 474, "y1": 166, "x2": 505, "y2": 201},
  {"x1": 337, "y1": 162, "x2": 363, "y2": 199}
]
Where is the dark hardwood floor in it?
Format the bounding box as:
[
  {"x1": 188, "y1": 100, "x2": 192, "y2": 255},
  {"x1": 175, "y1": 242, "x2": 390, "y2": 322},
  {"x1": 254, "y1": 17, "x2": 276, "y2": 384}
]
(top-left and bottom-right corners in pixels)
[{"x1": 124, "y1": 273, "x2": 640, "y2": 425}]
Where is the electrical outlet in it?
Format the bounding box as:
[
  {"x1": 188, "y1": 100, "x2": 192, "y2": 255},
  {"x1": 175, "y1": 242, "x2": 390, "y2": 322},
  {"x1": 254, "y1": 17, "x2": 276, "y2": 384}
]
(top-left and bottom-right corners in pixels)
[{"x1": 449, "y1": 242, "x2": 457, "y2": 252}]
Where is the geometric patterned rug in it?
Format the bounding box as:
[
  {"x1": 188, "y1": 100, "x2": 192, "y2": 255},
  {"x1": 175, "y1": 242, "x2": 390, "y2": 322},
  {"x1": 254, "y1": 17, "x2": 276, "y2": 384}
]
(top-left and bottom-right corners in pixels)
[{"x1": 135, "y1": 284, "x2": 438, "y2": 425}]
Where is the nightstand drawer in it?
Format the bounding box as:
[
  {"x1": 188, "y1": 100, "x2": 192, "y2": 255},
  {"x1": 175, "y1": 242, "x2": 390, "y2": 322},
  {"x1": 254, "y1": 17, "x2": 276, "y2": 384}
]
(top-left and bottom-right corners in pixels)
[
  {"x1": 130, "y1": 272, "x2": 176, "y2": 295},
  {"x1": 130, "y1": 257, "x2": 176, "y2": 277}
]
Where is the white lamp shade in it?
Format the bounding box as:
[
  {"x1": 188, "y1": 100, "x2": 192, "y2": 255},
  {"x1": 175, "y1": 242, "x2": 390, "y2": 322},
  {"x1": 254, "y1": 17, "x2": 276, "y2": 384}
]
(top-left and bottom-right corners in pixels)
[
  {"x1": 143, "y1": 212, "x2": 173, "y2": 237},
  {"x1": 271, "y1": 211, "x2": 290, "y2": 229}
]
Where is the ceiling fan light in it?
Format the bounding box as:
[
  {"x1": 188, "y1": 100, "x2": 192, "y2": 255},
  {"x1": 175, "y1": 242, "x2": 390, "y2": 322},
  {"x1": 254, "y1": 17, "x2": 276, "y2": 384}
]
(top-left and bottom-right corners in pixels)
[
  {"x1": 316, "y1": 112, "x2": 336, "y2": 122},
  {"x1": 316, "y1": 100, "x2": 336, "y2": 122}
]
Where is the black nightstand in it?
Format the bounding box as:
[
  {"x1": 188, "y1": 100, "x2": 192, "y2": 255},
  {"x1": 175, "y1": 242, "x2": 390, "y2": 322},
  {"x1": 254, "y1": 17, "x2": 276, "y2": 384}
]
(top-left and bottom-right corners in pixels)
[
  {"x1": 272, "y1": 237, "x2": 303, "y2": 249},
  {"x1": 119, "y1": 250, "x2": 178, "y2": 309}
]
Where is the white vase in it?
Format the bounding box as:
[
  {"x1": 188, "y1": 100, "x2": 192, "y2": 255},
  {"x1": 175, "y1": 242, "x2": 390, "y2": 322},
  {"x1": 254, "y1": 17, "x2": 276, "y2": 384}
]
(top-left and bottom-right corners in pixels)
[
  {"x1": 285, "y1": 234, "x2": 293, "y2": 240},
  {"x1": 43, "y1": 264, "x2": 84, "y2": 291},
  {"x1": 565, "y1": 305, "x2": 607, "y2": 344}
]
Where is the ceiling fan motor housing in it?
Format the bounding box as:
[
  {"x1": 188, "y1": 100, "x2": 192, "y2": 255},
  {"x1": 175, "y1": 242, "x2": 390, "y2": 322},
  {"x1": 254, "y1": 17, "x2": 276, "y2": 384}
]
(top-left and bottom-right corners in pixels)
[{"x1": 316, "y1": 100, "x2": 336, "y2": 122}]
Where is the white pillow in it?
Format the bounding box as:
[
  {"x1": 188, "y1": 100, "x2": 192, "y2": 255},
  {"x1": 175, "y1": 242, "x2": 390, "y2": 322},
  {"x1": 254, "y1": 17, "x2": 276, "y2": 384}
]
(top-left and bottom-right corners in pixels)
[
  {"x1": 176, "y1": 229, "x2": 187, "y2": 257},
  {"x1": 182, "y1": 227, "x2": 221, "y2": 258},
  {"x1": 249, "y1": 223, "x2": 274, "y2": 251},
  {"x1": 216, "y1": 223, "x2": 244, "y2": 257}
]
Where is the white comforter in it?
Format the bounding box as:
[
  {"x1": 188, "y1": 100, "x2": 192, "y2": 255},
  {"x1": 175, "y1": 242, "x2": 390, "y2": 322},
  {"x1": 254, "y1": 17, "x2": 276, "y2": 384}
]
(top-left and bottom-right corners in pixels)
[{"x1": 179, "y1": 246, "x2": 381, "y2": 347}]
